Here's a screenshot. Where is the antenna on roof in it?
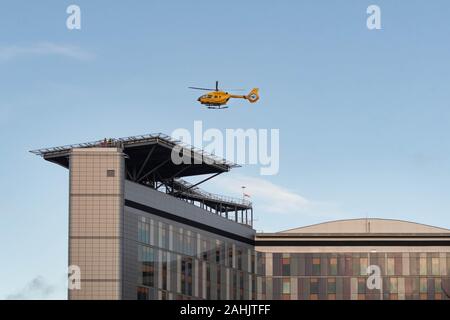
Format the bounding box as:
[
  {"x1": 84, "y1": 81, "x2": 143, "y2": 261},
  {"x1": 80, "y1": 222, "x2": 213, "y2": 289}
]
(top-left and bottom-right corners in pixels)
[{"x1": 365, "y1": 213, "x2": 371, "y2": 233}]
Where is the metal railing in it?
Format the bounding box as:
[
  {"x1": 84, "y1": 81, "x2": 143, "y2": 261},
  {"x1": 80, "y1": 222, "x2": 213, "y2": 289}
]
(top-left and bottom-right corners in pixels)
[{"x1": 173, "y1": 178, "x2": 252, "y2": 208}]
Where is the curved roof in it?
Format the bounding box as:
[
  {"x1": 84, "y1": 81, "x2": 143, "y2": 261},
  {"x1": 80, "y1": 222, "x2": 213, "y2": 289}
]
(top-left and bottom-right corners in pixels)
[{"x1": 280, "y1": 218, "x2": 450, "y2": 234}]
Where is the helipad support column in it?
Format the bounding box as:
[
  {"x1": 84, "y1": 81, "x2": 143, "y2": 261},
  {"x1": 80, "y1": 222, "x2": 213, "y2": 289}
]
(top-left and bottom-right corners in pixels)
[{"x1": 68, "y1": 147, "x2": 124, "y2": 300}]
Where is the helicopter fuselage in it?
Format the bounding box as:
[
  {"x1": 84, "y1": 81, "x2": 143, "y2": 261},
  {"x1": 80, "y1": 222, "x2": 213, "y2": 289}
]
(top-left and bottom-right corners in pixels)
[{"x1": 197, "y1": 91, "x2": 231, "y2": 106}]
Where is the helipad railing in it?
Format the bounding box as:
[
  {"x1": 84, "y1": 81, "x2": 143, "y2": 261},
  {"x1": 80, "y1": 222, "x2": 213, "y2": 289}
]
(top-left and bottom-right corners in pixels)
[{"x1": 30, "y1": 133, "x2": 238, "y2": 168}]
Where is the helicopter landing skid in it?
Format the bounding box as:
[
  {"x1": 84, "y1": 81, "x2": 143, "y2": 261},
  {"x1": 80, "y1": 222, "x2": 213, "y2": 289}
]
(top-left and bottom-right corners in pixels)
[{"x1": 207, "y1": 106, "x2": 229, "y2": 110}]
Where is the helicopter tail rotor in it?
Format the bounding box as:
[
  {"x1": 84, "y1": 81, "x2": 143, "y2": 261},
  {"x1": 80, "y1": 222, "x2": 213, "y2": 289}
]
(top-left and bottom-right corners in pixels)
[{"x1": 246, "y1": 88, "x2": 259, "y2": 103}]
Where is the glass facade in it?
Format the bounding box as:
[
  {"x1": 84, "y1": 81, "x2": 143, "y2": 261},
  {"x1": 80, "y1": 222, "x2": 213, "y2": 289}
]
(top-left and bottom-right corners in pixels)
[
  {"x1": 257, "y1": 252, "x2": 450, "y2": 300},
  {"x1": 135, "y1": 217, "x2": 257, "y2": 300},
  {"x1": 134, "y1": 216, "x2": 450, "y2": 300}
]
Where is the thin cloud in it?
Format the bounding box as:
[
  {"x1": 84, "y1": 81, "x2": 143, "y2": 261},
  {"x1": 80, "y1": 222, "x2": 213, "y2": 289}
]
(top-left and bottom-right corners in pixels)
[
  {"x1": 0, "y1": 42, "x2": 94, "y2": 62},
  {"x1": 213, "y1": 175, "x2": 309, "y2": 214},
  {"x1": 207, "y1": 174, "x2": 347, "y2": 220},
  {"x1": 5, "y1": 276, "x2": 55, "y2": 300}
]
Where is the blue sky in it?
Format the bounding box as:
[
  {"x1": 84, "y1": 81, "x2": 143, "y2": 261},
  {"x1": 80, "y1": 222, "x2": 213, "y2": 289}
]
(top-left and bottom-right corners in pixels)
[{"x1": 1, "y1": 0, "x2": 450, "y2": 299}]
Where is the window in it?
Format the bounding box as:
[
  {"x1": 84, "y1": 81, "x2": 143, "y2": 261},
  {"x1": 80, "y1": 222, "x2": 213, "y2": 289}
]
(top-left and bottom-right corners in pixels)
[
  {"x1": 352, "y1": 257, "x2": 360, "y2": 276},
  {"x1": 360, "y1": 258, "x2": 368, "y2": 275},
  {"x1": 251, "y1": 252, "x2": 256, "y2": 274},
  {"x1": 220, "y1": 242, "x2": 225, "y2": 265},
  {"x1": 329, "y1": 257, "x2": 338, "y2": 276},
  {"x1": 312, "y1": 258, "x2": 321, "y2": 275},
  {"x1": 435, "y1": 279, "x2": 442, "y2": 293},
  {"x1": 419, "y1": 257, "x2": 427, "y2": 275},
  {"x1": 161, "y1": 252, "x2": 167, "y2": 290},
  {"x1": 138, "y1": 245, "x2": 153, "y2": 261},
  {"x1": 387, "y1": 258, "x2": 395, "y2": 275},
  {"x1": 251, "y1": 275, "x2": 257, "y2": 300},
  {"x1": 231, "y1": 270, "x2": 236, "y2": 299},
  {"x1": 237, "y1": 249, "x2": 242, "y2": 270},
  {"x1": 358, "y1": 278, "x2": 366, "y2": 294},
  {"x1": 259, "y1": 252, "x2": 266, "y2": 275},
  {"x1": 216, "y1": 242, "x2": 221, "y2": 264},
  {"x1": 389, "y1": 278, "x2": 398, "y2": 293},
  {"x1": 138, "y1": 221, "x2": 150, "y2": 244},
  {"x1": 309, "y1": 279, "x2": 319, "y2": 300},
  {"x1": 160, "y1": 224, "x2": 168, "y2": 249},
  {"x1": 327, "y1": 278, "x2": 336, "y2": 294},
  {"x1": 217, "y1": 266, "x2": 222, "y2": 299},
  {"x1": 447, "y1": 255, "x2": 450, "y2": 275},
  {"x1": 431, "y1": 258, "x2": 439, "y2": 276},
  {"x1": 420, "y1": 278, "x2": 427, "y2": 293},
  {"x1": 434, "y1": 279, "x2": 442, "y2": 299},
  {"x1": 202, "y1": 239, "x2": 208, "y2": 261},
  {"x1": 310, "y1": 278, "x2": 319, "y2": 295},
  {"x1": 142, "y1": 262, "x2": 154, "y2": 287},
  {"x1": 106, "y1": 169, "x2": 115, "y2": 177},
  {"x1": 137, "y1": 286, "x2": 149, "y2": 300},
  {"x1": 260, "y1": 277, "x2": 266, "y2": 300},
  {"x1": 181, "y1": 257, "x2": 193, "y2": 296},
  {"x1": 345, "y1": 256, "x2": 352, "y2": 275},
  {"x1": 282, "y1": 255, "x2": 290, "y2": 276},
  {"x1": 139, "y1": 246, "x2": 154, "y2": 287},
  {"x1": 228, "y1": 246, "x2": 233, "y2": 267},
  {"x1": 282, "y1": 278, "x2": 291, "y2": 294},
  {"x1": 206, "y1": 263, "x2": 211, "y2": 299},
  {"x1": 239, "y1": 271, "x2": 244, "y2": 299}
]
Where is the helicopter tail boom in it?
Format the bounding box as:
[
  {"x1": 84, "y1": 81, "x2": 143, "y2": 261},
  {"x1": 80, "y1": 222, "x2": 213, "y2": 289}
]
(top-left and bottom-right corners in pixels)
[{"x1": 228, "y1": 88, "x2": 259, "y2": 103}]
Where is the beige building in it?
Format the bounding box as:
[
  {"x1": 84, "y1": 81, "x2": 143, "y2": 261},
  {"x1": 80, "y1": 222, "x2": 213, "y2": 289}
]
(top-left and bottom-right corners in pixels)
[
  {"x1": 256, "y1": 219, "x2": 450, "y2": 300},
  {"x1": 68, "y1": 148, "x2": 124, "y2": 299},
  {"x1": 32, "y1": 134, "x2": 450, "y2": 300}
]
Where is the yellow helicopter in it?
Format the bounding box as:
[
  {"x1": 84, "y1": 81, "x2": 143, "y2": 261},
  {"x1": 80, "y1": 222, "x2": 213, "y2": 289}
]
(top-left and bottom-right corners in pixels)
[{"x1": 189, "y1": 81, "x2": 259, "y2": 109}]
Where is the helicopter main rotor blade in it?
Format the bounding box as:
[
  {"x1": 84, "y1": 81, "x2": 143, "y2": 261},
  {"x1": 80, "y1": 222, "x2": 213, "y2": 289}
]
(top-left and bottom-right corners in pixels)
[
  {"x1": 188, "y1": 87, "x2": 215, "y2": 91},
  {"x1": 223, "y1": 89, "x2": 246, "y2": 92}
]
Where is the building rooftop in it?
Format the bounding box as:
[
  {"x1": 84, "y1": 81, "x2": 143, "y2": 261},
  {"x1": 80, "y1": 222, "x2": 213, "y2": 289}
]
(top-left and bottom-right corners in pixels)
[
  {"x1": 30, "y1": 133, "x2": 238, "y2": 177},
  {"x1": 278, "y1": 218, "x2": 450, "y2": 235},
  {"x1": 31, "y1": 132, "x2": 253, "y2": 226},
  {"x1": 256, "y1": 218, "x2": 450, "y2": 240}
]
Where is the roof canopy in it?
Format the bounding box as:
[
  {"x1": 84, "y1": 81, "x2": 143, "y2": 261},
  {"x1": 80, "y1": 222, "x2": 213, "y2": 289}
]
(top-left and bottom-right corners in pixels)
[{"x1": 30, "y1": 133, "x2": 238, "y2": 179}]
